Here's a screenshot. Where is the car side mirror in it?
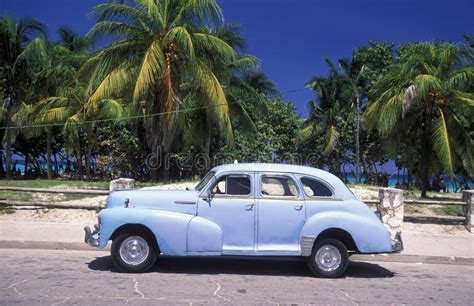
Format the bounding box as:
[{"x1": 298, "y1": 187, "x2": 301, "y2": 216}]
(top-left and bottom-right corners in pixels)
[{"x1": 203, "y1": 190, "x2": 213, "y2": 204}]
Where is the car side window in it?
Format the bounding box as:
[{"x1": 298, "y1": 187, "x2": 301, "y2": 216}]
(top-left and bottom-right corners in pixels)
[
  {"x1": 261, "y1": 176, "x2": 299, "y2": 197},
  {"x1": 300, "y1": 177, "x2": 333, "y2": 197},
  {"x1": 211, "y1": 175, "x2": 251, "y2": 196}
]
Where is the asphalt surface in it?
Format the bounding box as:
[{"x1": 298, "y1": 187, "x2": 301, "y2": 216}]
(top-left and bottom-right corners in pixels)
[{"x1": 1, "y1": 249, "x2": 473, "y2": 305}]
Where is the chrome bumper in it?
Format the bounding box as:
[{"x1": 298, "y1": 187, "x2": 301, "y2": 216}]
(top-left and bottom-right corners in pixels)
[
  {"x1": 84, "y1": 224, "x2": 100, "y2": 247},
  {"x1": 391, "y1": 231, "x2": 404, "y2": 253}
]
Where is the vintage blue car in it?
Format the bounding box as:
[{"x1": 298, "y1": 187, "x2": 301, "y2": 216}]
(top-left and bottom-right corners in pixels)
[{"x1": 84, "y1": 163, "x2": 403, "y2": 277}]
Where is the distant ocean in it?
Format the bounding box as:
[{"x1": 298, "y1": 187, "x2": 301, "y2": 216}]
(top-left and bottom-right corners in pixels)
[{"x1": 345, "y1": 174, "x2": 473, "y2": 193}]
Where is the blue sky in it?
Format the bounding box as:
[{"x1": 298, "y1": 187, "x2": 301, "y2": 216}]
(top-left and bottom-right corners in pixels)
[{"x1": 1, "y1": 0, "x2": 473, "y2": 116}]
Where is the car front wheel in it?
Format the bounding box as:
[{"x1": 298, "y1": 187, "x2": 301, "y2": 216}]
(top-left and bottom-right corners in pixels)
[
  {"x1": 111, "y1": 231, "x2": 157, "y2": 273},
  {"x1": 307, "y1": 238, "x2": 349, "y2": 278}
]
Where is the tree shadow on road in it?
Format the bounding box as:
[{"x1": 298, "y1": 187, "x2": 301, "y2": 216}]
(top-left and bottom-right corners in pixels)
[{"x1": 87, "y1": 256, "x2": 394, "y2": 278}]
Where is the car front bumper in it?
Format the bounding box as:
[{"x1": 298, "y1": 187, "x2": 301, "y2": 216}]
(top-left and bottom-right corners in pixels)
[
  {"x1": 391, "y1": 231, "x2": 404, "y2": 253},
  {"x1": 84, "y1": 224, "x2": 100, "y2": 247}
]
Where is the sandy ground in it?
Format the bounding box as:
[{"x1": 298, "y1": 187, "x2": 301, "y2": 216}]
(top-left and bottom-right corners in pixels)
[{"x1": 0, "y1": 182, "x2": 470, "y2": 235}]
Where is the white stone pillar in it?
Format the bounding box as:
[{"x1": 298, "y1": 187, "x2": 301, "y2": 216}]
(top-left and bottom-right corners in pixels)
[
  {"x1": 462, "y1": 190, "x2": 473, "y2": 233},
  {"x1": 377, "y1": 188, "x2": 404, "y2": 234},
  {"x1": 109, "y1": 178, "x2": 135, "y2": 191}
]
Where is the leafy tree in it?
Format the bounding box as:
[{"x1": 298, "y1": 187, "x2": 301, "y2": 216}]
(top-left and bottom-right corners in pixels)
[
  {"x1": 365, "y1": 42, "x2": 474, "y2": 197},
  {"x1": 96, "y1": 124, "x2": 148, "y2": 179},
  {"x1": 216, "y1": 98, "x2": 300, "y2": 164}
]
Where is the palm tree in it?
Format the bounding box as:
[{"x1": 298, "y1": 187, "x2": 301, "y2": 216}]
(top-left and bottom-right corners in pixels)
[
  {"x1": 0, "y1": 15, "x2": 45, "y2": 178},
  {"x1": 82, "y1": 0, "x2": 239, "y2": 180},
  {"x1": 365, "y1": 42, "x2": 473, "y2": 197},
  {"x1": 57, "y1": 27, "x2": 89, "y2": 53},
  {"x1": 179, "y1": 24, "x2": 265, "y2": 157},
  {"x1": 34, "y1": 84, "x2": 123, "y2": 181},
  {"x1": 298, "y1": 65, "x2": 348, "y2": 177},
  {"x1": 242, "y1": 71, "x2": 278, "y2": 96},
  {"x1": 12, "y1": 28, "x2": 90, "y2": 179},
  {"x1": 29, "y1": 28, "x2": 122, "y2": 181}
]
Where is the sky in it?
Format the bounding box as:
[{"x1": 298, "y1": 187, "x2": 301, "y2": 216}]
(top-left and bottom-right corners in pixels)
[{"x1": 1, "y1": 0, "x2": 473, "y2": 117}]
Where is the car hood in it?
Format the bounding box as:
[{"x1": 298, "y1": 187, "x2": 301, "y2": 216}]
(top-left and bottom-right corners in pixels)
[{"x1": 106, "y1": 189, "x2": 199, "y2": 215}]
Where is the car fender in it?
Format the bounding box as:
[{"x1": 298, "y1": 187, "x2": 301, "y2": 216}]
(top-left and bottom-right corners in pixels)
[
  {"x1": 99, "y1": 208, "x2": 194, "y2": 255},
  {"x1": 300, "y1": 210, "x2": 392, "y2": 254},
  {"x1": 187, "y1": 216, "x2": 223, "y2": 254}
]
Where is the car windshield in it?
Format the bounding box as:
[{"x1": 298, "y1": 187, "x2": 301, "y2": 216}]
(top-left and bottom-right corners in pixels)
[{"x1": 195, "y1": 171, "x2": 215, "y2": 191}]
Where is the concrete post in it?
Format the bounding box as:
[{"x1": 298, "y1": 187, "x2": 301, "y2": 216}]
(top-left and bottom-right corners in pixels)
[
  {"x1": 377, "y1": 188, "x2": 404, "y2": 234},
  {"x1": 462, "y1": 190, "x2": 473, "y2": 233},
  {"x1": 109, "y1": 178, "x2": 135, "y2": 191}
]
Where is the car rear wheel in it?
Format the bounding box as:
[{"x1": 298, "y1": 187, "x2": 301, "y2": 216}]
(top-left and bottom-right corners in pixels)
[
  {"x1": 111, "y1": 231, "x2": 157, "y2": 273},
  {"x1": 307, "y1": 238, "x2": 349, "y2": 278}
]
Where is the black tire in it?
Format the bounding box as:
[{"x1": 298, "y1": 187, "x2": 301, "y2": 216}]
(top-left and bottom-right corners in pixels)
[
  {"x1": 307, "y1": 238, "x2": 349, "y2": 278},
  {"x1": 111, "y1": 230, "x2": 158, "y2": 273}
]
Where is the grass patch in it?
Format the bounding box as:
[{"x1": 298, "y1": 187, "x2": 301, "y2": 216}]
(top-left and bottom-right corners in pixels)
[
  {"x1": 0, "y1": 179, "x2": 170, "y2": 190},
  {"x1": 433, "y1": 205, "x2": 464, "y2": 216},
  {"x1": 0, "y1": 205, "x2": 14, "y2": 215},
  {"x1": 0, "y1": 179, "x2": 109, "y2": 189}
]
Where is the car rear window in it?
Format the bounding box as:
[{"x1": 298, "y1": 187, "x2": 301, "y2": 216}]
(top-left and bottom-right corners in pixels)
[{"x1": 300, "y1": 177, "x2": 333, "y2": 197}]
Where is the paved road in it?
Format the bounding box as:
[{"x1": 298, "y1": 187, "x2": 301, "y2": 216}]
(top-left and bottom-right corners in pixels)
[{"x1": 1, "y1": 249, "x2": 473, "y2": 305}]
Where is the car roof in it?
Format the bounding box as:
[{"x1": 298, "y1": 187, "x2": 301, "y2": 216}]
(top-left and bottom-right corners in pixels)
[
  {"x1": 210, "y1": 163, "x2": 355, "y2": 200},
  {"x1": 212, "y1": 163, "x2": 328, "y2": 176}
]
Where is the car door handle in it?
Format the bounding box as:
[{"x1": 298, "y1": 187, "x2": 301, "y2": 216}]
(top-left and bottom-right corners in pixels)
[
  {"x1": 245, "y1": 204, "x2": 254, "y2": 211},
  {"x1": 294, "y1": 204, "x2": 303, "y2": 211}
]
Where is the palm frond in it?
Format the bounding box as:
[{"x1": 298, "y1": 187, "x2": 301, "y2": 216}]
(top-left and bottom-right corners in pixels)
[
  {"x1": 296, "y1": 125, "x2": 314, "y2": 145},
  {"x1": 89, "y1": 60, "x2": 138, "y2": 103},
  {"x1": 432, "y1": 108, "x2": 454, "y2": 175},
  {"x1": 193, "y1": 33, "x2": 237, "y2": 62},
  {"x1": 378, "y1": 90, "x2": 404, "y2": 136},
  {"x1": 133, "y1": 39, "x2": 166, "y2": 103},
  {"x1": 324, "y1": 125, "x2": 340, "y2": 154},
  {"x1": 448, "y1": 67, "x2": 473, "y2": 88},
  {"x1": 88, "y1": 21, "x2": 148, "y2": 42},
  {"x1": 35, "y1": 107, "x2": 70, "y2": 124},
  {"x1": 414, "y1": 74, "x2": 442, "y2": 100}
]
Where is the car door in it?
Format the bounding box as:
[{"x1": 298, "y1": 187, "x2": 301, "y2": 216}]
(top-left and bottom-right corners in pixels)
[
  {"x1": 197, "y1": 172, "x2": 256, "y2": 254},
  {"x1": 256, "y1": 172, "x2": 306, "y2": 253}
]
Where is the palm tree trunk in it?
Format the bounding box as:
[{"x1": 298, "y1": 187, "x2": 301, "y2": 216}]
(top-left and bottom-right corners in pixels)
[
  {"x1": 46, "y1": 130, "x2": 52, "y2": 179},
  {"x1": 5, "y1": 127, "x2": 12, "y2": 180},
  {"x1": 355, "y1": 94, "x2": 361, "y2": 183},
  {"x1": 0, "y1": 149, "x2": 4, "y2": 178},
  {"x1": 24, "y1": 153, "x2": 29, "y2": 178},
  {"x1": 160, "y1": 103, "x2": 180, "y2": 182},
  {"x1": 85, "y1": 147, "x2": 92, "y2": 181},
  {"x1": 361, "y1": 154, "x2": 368, "y2": 184},
  {"x1": 420, "y1": 107, "x2": 432, "y2": 198},
  {"x1": 77, "y1": 148, "x2": 83, "y2": 181},
  {"x1": 53, "y1": 153, "x2": 59, "y2": 175}
]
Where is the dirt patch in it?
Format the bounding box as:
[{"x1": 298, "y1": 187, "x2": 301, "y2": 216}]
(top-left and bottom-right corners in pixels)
[
  {"x1": 0, "y1": 207, "x2": 97, "y2": 224},
  {"x1": 403, "y1": 222, "x2": 469, "y2": 235}
]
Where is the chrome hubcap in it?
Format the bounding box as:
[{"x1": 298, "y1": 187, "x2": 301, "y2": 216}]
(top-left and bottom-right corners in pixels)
[
  {"x1": 119, "y1": 236, "x2": 149, "y2": 266},
  {"x1": 315, "y1": 244, "x2": 341, "y2": 272}
]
